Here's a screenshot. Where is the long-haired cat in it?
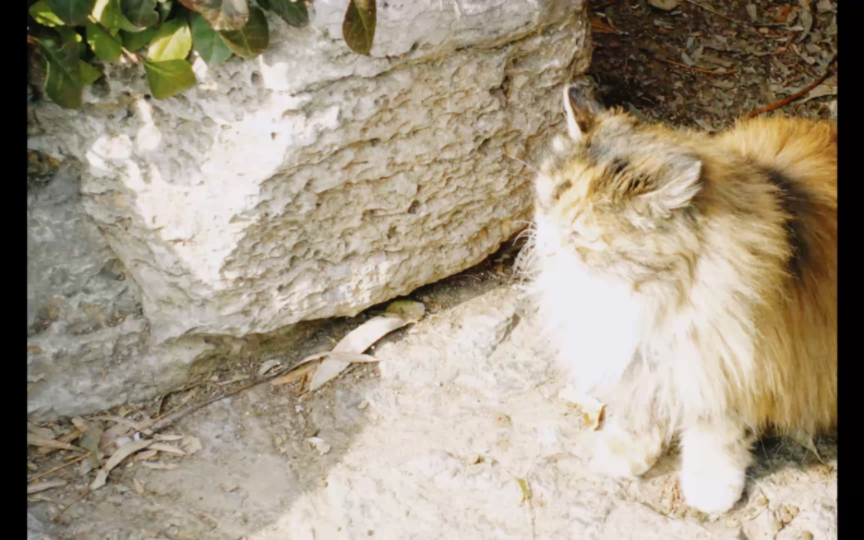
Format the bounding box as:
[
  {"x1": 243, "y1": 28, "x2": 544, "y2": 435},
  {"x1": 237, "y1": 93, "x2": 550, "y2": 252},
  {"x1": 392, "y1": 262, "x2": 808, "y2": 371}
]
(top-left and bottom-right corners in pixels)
[{"x1": 523, "y1": 80, "x2": 836, "y2": 514}]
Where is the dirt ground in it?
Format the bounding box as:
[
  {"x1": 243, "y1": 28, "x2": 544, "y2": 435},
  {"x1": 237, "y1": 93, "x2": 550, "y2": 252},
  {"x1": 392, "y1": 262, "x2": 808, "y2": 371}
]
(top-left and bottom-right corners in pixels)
[{"x1": 27, "y1": 1, "x2": 837, "y2": 539}]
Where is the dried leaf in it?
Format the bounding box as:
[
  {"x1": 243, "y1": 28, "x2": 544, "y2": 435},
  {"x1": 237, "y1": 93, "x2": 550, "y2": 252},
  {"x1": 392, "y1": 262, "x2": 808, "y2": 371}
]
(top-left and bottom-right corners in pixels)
[
  {"x1": 133, "y1": 477, "x2": 145, "y2": 494},
  {"x1": 385, "y1": 300, "x2": 425, "y2": 322},
  {"x1": 27, "y1": 423, "x2": 56, "y2": 440},
  {"x1": 591, "y1": 17, "x2": 617, "y2": 34},
  {"x1": 257, "y1": 359, "x2": 282, "y2": 377},
  {"x1": 80, "y1": 423, "x2": 104, "y2": 467},
  {"x1": 27, "y1": 480, "x2": 67, "y2": 495},
  {"x1": 154, "y1": 433, "x2": 184, "y2": 441},
  {"x1": 745, "y1": 4, "x2": 758, "y2": 23},
  {"x1": 789, "y1": 430, "x2": 823, "y2": 463},
  {"x1": 216, "y1": 374, "x2": 250, "y2": 385},
  {"x1": 133, "y1": 449, "x2": 159, "y2": 461},
  {"x1": 150, "y1": 443, "x2": 186, "y2": 456},
  {"x1": 516, "y1": 477, "x2": 532, "y2": 504},
  {"x1": 816, "y1": 0, "x2": 835, "y2": 13},
  {"x1": 27, "y1": 434, "x2": 83, "y2": 452},
  {"x1": 142, "y1": 461, "x2": 180, "y2": 470},
  {"x1": 271, "y1": 362, "x2": 318, "y2": 386},
  {"x1": 797, "y1": 1, "x2": 813, "y2": 42},
  {"x1": 308, "y1": 306, "x2": 420, "y2": 392},
  {"x1": 648, "y1": 0, "x2": 679, "y2": 10},
  {"x1": 802, "y1": 84, "x2": 837, "y2": 102},
  {"x1": 90, "y1": 439, "x2": 155, "y2": 491}
]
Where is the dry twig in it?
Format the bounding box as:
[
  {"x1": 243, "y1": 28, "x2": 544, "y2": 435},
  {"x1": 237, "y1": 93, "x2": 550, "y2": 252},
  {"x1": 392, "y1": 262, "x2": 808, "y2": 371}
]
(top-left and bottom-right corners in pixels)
[
  {"x1": 684, "y1": 0, "x2": 747, "y2": 25},
  {"x1": 659, "y1": 58, "x2": 735, "y2": 75},
  {"x1": 747, "y1": 62, "x2": 836, "y2": 117}
]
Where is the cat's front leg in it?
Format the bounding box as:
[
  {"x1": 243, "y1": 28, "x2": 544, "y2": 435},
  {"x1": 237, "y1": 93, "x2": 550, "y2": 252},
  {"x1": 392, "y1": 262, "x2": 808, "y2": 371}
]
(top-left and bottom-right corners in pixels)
[
  {"x1": 590, "y1": 418, "x2": 665, "y2": 478},
  {"x1": 679, "y1": 420, "x2": 753, "y2": 514}
]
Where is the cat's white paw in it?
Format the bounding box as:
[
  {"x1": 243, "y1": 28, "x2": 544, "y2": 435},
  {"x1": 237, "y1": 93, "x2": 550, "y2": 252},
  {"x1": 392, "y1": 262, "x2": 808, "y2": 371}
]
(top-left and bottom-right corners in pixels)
[
  {"x1": 590, "y1": 425, "x2": 659, "y2": 478},
  {"x1": 679, "y1": 422, "x2": 750, "y2": 514},
  {"x1": 679, "y1": 466, "x2": 746, "y2": 514}
]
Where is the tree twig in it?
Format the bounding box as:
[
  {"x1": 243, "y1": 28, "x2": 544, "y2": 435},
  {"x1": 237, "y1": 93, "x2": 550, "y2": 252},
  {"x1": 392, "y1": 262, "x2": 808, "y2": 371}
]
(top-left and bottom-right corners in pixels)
[
  {"x1": 747, "y1": 62, "x2": 835, "y2": 117},
  {"x1": 659, "y1": 58, "x2": 735, "y2": 75},
  {"x1": 53, "y1": 488, "x2": 91, "y2": 522},
  {"x1": 593, "y1": 0, "x2": 620, "y2": 10},
  {"x1": 684, "y1": 0, "x2": 747, "y2": 25},
  {"x1": 28, "y1": 362, "x2": 305, "y2": 483}
]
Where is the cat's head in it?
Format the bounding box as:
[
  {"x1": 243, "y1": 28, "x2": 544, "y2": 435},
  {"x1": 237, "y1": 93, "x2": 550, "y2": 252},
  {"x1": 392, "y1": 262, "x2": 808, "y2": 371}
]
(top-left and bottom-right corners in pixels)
[{"x1": 534, "y1": 81, "x2": 703, "y2": 284}]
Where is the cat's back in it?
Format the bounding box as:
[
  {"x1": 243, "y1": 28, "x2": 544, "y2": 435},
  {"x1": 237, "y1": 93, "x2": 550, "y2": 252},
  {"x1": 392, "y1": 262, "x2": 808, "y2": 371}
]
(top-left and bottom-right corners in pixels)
[{"x1": 718, "y1": 116, "x2": 836, "y2": 205}]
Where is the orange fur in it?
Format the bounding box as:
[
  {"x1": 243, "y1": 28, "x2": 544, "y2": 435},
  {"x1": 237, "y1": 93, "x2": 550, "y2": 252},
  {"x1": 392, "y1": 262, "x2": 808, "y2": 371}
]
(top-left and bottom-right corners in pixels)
[{"x1": 523, "y1": 82, "x2": 836, "y2": 512}]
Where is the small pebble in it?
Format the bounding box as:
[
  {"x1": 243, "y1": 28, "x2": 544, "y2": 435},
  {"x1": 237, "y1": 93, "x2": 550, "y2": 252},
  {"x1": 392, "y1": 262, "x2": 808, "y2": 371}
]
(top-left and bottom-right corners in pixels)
[
  {"x1": 753, "y1": 493, "x2": 769, "y2": 507},
  {"x1": 800, "y1": 531, "x2": 813, "y2": 540},
  {"x1": 769, "y1": 516, "x2": 784, "y2": 533}
]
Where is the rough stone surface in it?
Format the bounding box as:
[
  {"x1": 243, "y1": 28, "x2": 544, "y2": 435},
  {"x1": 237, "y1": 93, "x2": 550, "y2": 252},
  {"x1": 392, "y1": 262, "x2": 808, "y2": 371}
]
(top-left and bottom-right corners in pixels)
[
  {"x1": 29, "y1": 281, "x2": 837, "y2": 540},
  {"x1": 26, "y1": 162, "x2": 200, "y2": 416},
  {"x1": 28, "y1": 0, "x2": 591, "y2": 348},
  {"x1": 27, "y1": 0, "x2": 590, "y2": 418}
]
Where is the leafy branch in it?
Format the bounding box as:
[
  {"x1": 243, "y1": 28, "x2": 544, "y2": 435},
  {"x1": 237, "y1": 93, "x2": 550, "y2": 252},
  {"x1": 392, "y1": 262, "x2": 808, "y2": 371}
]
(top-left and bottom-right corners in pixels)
[{"x1": 27, "y1": 0, "x2": 377, "y2": 109}]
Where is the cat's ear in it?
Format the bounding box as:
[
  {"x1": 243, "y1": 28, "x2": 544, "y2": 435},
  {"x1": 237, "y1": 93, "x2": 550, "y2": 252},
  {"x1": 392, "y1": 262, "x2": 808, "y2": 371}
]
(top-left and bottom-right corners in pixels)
[
  {"x1": 641, "y1": 155, "x2": 702, "y2": 215},
  {"x1": 563, "y1": 83, "x2": 601, "y2": 141}
]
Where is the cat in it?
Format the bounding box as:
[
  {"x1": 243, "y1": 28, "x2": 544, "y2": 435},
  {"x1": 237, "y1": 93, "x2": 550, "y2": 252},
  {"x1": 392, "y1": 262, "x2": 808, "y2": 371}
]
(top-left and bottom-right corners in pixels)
[{"x1": 521, "y1": 80, "x2": 836, "y2": 514}]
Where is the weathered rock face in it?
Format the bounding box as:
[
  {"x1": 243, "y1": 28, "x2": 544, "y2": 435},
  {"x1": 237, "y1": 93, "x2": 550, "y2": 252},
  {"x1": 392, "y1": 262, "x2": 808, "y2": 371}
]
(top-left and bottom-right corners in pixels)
[{"x1": 27, "y1": 0, "x2": 591, "y2": 417}]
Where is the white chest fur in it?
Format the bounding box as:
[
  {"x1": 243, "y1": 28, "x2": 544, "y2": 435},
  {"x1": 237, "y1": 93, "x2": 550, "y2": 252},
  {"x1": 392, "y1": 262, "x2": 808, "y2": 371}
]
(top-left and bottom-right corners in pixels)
[{"x1": 531, "y1": 214, "x2": 643, "y2": 395}]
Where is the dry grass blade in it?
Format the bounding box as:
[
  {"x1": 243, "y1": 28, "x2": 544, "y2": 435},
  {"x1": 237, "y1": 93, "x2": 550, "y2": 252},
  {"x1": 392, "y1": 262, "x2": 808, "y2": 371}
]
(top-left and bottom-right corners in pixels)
[
  {"x1": 27, "y1": 480, "x2": 67, "y2": 495},
  {"x1": 143, "y1": 462, "x2": 179, "y2": 470},
  {"x1": 90, "y1": 439, "x2": 155, "y2": 491},
  {"x1": 150, "y1": 443, "x2": 186, "y2": 456},
  {"x1": 591, "y1": 17, "x2": 617, "y2": 34},
  {"x1": 37, "y1": 427, "x2": 83, "y2": 455},
  {"x1": 271, "y1": 362, "x2": 319, "y2": 386},
  {"x1": 28, "y1": 434, "x2": 84, "y2": 452}
]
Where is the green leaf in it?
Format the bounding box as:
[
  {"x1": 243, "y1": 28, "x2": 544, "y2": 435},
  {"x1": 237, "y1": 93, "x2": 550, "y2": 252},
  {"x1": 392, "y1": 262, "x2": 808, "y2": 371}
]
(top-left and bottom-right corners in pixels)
[
  {"x1": 119, "y1": 27, "x2": 155, "y2": 50},
  {"x1": 218, "y1": 6, "x2": 268, "y2": 59},
  {"x1": 86, "y1": 23, "x2": 123, "y2": 62},
  {"x1": 189, "y1": 12, "x2": 233, "y2": 65},
  {"x1": 29, "y1": 2, "x2": 65, "y2": 27},
  {"x1": 121, "y1": 0, "x2": 160, "y2": 28},
  {"x1": 147, "y1": 18, "x2": 192, "y2": 61},
  {"x1": 44, "y1": 0, "x2": 97, "y2": 26},
  {"x1": 36, "y1": 31, "x2": 83, "y2": 109},
  {"x1": 142, "y1": 59, "x2": 196, "y2": 99},
  {"x1": 79, "y1": 60, "x2": 102, "y2": 85},
  {"x1": 342, "y1": 0, "x2": 376, "y2": 55},
  {"x1": 94, "y1": 0, "x2": 122, "y2": 29},
  {"x1": 178, "y1": 0, "x2": 249, "y2": 31},
  {"x1": 96, "y1": 0, "x2": 150, "y2": 31},
  {"x1": 268, "y1": 0, "x2": 307, "y2": 27},
  {"x1": 158, "y1": 0, "x2": 174, "y2": 22}
]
